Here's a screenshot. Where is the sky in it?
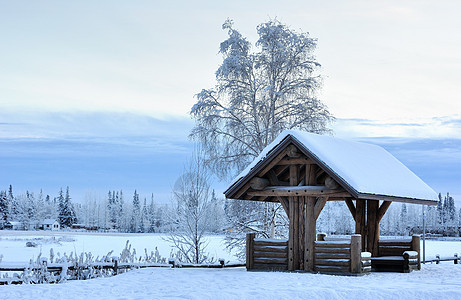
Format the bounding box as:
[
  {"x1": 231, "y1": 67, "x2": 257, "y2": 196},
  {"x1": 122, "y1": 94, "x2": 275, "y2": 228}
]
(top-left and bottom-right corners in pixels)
[{"x1": 1, "y1": 0, "x2": 460, "y2": 203}]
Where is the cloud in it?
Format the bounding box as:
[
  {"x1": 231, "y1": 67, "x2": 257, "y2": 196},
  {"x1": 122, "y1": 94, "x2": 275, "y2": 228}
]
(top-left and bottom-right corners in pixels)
[
  {"x1": 0, "y1": 110, "x2": 194, "y2": 153},
  {"x1": 332, "y1": 115, "x2": 461, "y2": 139}
]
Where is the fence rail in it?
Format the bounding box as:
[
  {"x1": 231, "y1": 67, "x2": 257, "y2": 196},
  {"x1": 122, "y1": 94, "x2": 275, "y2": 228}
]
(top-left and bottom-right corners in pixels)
[
  {"x1": 423, "y1": 254, "x2": 460, "y2": 264},
  {"x1": 0, "y1": 259, "x2": 245, "y2": 285}
]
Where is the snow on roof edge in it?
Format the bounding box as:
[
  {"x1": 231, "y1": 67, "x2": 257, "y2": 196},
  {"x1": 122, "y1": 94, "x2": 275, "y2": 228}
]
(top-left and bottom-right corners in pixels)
[{"x1": 225, "y1": 130, "x2": 438, "y2": 202}]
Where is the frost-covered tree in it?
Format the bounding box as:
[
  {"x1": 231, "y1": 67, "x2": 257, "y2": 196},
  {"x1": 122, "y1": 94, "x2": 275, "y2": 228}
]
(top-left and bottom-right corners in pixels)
[
  {"x1": 58, "y1": 187, "x2": 76, "y2": 228},
  {"x1": 0, "y1": 190, "x2": 8, "y2": 228},
  {"x1": 191, "y1": 19, "x2": 333, "y2": 248},
  {"x1": 190, "y1": 19, "x2": 333, "y2": 178},
  {"x1": 206, "y1": 190, "x2": 225, "y2": 233},
  {"x1": 443, "y1": 192, "x2": 456, "y2": 225},
  {"x1": 129, "y1": 190, "x2": 141, "y2": 233},
  {"x1": 7, "y1": 184, "x2": 18, "y2": 219},
  {"x1": 168, "y1": 150, "x2": 212, "y2": 264},
  {"x1": 116, "y1": 190, "x2": 126, "y2": 232}
]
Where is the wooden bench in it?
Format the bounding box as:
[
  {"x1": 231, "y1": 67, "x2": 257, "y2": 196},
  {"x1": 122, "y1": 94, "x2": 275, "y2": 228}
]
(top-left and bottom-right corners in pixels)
[{"x1": 371, "y1": 235, "x2": 420, "y2": 273}]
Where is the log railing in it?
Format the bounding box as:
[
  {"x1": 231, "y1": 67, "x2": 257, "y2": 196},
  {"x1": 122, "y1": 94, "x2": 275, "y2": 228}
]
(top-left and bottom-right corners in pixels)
[
  {"x1": 247, "y1": 233, "x2": 370, "y2": 274},
  {"x1": 314, "y1": 234, "x2": 370, "y2": 274},
  {"x1": 372, "y1": 235, "x2": 421, "y2": 272},
  {"x1": 246, "y1": 233, "x2": 288, "y2": 271}
]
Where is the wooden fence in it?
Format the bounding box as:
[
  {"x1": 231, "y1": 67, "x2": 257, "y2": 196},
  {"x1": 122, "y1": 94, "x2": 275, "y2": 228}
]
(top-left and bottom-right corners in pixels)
[
  {"x1": 372, "y1": 236, "x2": 420, "y2": 272},
  {"x1": 246, "y1": 233, "x2": 370, "y2": 275},
  {"x1": 314, "y1": 234, "x2": 370, "y2": 274},
  {"x1": 0, "y1": 259, "x2": 244, "y2": 285},
  {"x1": 246, "y1": 233, "x2": 288, "y2": 271}
]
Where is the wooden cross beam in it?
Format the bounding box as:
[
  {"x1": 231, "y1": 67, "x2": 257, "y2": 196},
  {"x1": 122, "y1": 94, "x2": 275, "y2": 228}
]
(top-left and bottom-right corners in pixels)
[{"x1": 247, "y1": 186, "x2": 350, "y2": 197}]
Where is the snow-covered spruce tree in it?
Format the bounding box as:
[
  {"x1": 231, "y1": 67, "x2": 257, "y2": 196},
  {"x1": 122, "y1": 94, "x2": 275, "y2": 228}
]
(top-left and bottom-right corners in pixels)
[
  {"x1": 167, "y1": 149, "x2": 212, "y2": 264},
  {"x1": 7, "y1": 184, "x2": 18, "y2": 220},
  {"x1": 0, "y1": 190, "x2": 8, "y2": 228},
  {"x1": 190, "y1": 19, "x2": 333, "y2": 248},
  {"x1": 129, "y1": 190, "x2": 141, "y2": 233},
  {"x1": 58, "y1": 187, "x2": 76, "y2": 228}
]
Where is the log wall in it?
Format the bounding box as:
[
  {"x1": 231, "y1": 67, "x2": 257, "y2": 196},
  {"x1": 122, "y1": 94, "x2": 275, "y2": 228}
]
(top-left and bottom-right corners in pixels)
[{"x1": 246, "y1": 234, "x2": 288, "y2": 271}]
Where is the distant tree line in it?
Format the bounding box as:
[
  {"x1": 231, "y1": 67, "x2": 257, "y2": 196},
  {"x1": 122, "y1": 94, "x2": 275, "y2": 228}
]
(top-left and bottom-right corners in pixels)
[
  {"x1": 0, "y1": 184, "x2": 225, "y2": 235},
  {"x1": 1, "y1": 184, "x2": 458, "y2": 237},
  {"x1": 0, "y1": 185, "x2": 76, "y2": 229}
]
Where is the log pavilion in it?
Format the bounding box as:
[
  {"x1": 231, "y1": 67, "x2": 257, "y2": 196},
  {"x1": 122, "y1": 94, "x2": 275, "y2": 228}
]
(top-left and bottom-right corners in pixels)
[{"x1": 224, "y1": 130, "x2": 438, "y2": 274}]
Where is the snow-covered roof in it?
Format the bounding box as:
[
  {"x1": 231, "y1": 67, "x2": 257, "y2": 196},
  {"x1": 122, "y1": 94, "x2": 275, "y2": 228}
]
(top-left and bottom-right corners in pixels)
[
  {"x1": 6, "y1": 221, "x2": 22, "y2": 226},
  {"x1": 41, "y1": 219, "x2": 58, "y2": 225},
  {"x1": 225, "y1": 130, "x2": 438, "y2": 203}
]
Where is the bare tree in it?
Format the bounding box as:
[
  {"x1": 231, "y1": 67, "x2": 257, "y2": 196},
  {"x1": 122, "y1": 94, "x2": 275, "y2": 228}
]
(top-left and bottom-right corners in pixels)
[
  {"x1": 191, "y1": 19, "x2": 333, "y2": 179},
  {"x1": 191, "y1": 19, "x2": 334, "y2": 248},
  {"x1": 168, "y1": 150, "x2": 212, "y2": 264}
]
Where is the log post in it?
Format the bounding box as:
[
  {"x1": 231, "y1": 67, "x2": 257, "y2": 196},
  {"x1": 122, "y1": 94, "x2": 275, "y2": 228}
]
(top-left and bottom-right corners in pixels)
[
  {"x1": 288, "y1": 165, "x2": 298, "y2": 270},
  {"x1": 304, "y1": 163, "x2": 317, "y2": 272},
  {"x1": 305, "y1": 196, "x2": 315, "y2": 271},
  {"x1": 317, "y1": 233, "x2": 326, "y2": 241},
  {"x1": 411, "y1": 235, "x2": 421, "y2": 270},
  {"x1": 298, "y1": 196, "x2": 305, "y2": 270},
  {"x1": 350, "y1": 234, "x2": 362, "y2": 273},
  {"x1": 288, "y1": 196, "x2": 295, "y2": 271},
  {"x1": 113, "y1": 258, "x2": 118, "y2": 275},
  {"x1": 246, "y1": 233, "x2": 255, "y2": 270},
  {"x1": 366, "y1": 200, "x2": 380, "y2": 256},
  {"x1": 355, "y1": 200, "x2": 366, "y2": 251}
]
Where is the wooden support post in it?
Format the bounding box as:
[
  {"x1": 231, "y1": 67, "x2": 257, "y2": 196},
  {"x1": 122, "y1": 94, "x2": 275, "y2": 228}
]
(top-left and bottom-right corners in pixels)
[
  {"x1": 246, "y1": 233, "x2": 255, "y2": 270},
  {"x1": 288, "y1": 165, "x2": 298, "y2": 270},
  {"x1": 367, "y1": 200, "x2": 380, "y2": 257},
  {"x1": 305, "y1": 196, "x2": 315, "y2": 271},
  {"x1": 355, "y1": 200, "x2": 366, "y2": 251},
  {"x1": 304, "y1": 163, "x2": 317, "y2": 272},
  {"x1": 288, "y1": 196, "x2": 295, "y2": 271},
  {"x1": 298, "y1": 196, "x2": 305, "y2": 270},
  {"x1": 350, "y1": 234, "x2": 362, "y2": 273},
  {"x1": 412, "y1": 235, "x2": 421, "y2": 270},
  {"x1": 113, "y1": 258, "x2": 118, "y2": 275}
]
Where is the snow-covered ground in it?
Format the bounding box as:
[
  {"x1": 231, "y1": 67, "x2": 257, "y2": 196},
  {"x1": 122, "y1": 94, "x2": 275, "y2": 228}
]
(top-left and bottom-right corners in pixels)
[
  {"x1": 0, "y1": 231, "x2": 459, "y2": 264},
  {"x1": 1, "y1": 231, "x2": 461, "y2": 299},
  {"x1": 2, "y1": 264, "x2": 461, "y2": 299},
  {"x1": 0, "y1": 231, "x2": 236, "y2": 264}
]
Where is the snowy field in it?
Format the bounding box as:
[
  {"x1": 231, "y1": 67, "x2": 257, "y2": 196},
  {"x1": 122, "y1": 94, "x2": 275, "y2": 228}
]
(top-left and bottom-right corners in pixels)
[
  {"x1": 0, "y1": 231, "x2": 237, "y2": 264},
  {"x1": 2, "y1": 263, "x2": 461, "y2": 299},
  {"x1": 1, "y1": 231, "x2": 461, "y2": 299},
  {"x1": 0, "y1": 231, "x2": 459, "y2": 264}
]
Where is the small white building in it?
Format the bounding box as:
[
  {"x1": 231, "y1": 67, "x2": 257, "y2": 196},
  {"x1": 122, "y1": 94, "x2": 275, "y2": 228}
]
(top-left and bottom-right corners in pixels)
[
  {"x1": 40, "y1": 219, "x2": 60, "y2": 231},
  {"x1": 4, "y1": 221, "x2": 24, "y2": 230}
]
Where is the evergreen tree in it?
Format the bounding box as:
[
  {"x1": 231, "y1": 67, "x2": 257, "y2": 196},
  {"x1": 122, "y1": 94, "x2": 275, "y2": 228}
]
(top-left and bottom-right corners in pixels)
[
  {"x1": 7, "y1": 184, "x2": 18, "y2": 219},
  {"x1": 436, "y1": 193, "x2": 444, "y2": 226},
  {"x1": 443, "y1": 192, "x2": 456, "y2": 224},
  {"x1": 130, "y1": 190, "x2": 140, "y2": 232},
  {"x1": 58, "y1": 187, "x2": 75, "y2": 228},
  {"x1": 0, "y1": 190, "x2": 8, "y2": 227},
  {"x1": 35, "y1": 189, "x2": 46, "y2": 222},
  {"x1": 140, "y1": 198, "x2": 148, "y2": 233},
  {"x1": 148, "y1": 194, "x2": 157, "y2": 232},
  {"x1": 399, "y1": 203, "x2": 408, "y2": 235},
  {"x1": 117, "y1": 190, "x2": 125, "y2": 232}
]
